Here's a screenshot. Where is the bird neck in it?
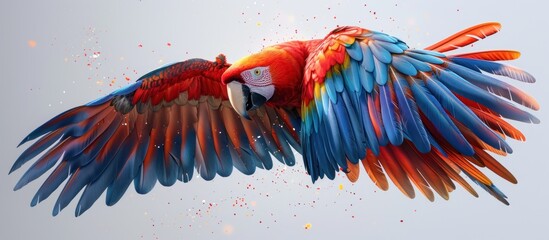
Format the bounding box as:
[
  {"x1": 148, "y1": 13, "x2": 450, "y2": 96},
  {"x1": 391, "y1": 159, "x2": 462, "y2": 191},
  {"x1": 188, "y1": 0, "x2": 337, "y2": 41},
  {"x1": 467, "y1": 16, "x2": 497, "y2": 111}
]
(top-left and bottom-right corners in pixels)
[{"x1": 267, "y1": 39, "x2": 323, "y2": 108}]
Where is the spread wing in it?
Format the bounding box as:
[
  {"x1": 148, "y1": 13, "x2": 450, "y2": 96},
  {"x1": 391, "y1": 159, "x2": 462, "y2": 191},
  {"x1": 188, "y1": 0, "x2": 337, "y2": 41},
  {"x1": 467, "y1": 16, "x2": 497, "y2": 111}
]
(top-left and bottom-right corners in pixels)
[
  {"x1": 11, "y1": 54, "x2": 301, "y2": 216},
  {"x1": 301, "y1": 23, "x2": 539, "y2": 203}
]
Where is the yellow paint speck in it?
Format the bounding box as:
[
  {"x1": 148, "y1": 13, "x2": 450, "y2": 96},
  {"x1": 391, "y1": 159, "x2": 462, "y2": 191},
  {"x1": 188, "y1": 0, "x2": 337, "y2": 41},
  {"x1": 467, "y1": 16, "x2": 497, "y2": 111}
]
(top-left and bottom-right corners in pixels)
[
  {"x1": 304, "y1": 223, "x2": 312, "y2": 230},
  {"x1": 223, "y1": 225, "x2": 234, "y2": 235},
  {"x1": 338, "y1": 184, "x2": 344, "y2": 190},
  {"x1": 27, "y1": 40, "x2": 37, "y2": 48}
]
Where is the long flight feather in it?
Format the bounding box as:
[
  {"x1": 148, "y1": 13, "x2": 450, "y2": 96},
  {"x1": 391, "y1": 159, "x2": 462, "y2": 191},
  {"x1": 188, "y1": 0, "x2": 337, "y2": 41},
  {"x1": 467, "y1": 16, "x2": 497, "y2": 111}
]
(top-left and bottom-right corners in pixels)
[{"x1": 425, "y1": 22, "x2": 501, "y2": 53}]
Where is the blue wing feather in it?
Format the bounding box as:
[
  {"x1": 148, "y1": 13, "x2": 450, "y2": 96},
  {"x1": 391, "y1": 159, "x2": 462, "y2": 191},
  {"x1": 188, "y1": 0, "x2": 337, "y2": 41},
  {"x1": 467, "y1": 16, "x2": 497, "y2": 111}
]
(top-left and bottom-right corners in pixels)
[
  {"x1": 347, "y1": 41, "x2": 363, "y2": 61},
  {"x1": 425, "y1": 75, "x2": 511, "y2": 153},
  {"x1": 391, "y1": 71, "x2": 430, "y2": 153},
  {"x1": 341, "y1": 90, "x2": 367, "y2": 161},
  {"x1": 106, "y1": 131, "x2": 140, "y2": 206},
  {"x1": 400, "y1": 55, "x2": 432, "y2": 72},
  {"x1": 369, "y1": 41, "x2": 392, "y2": 64},
  {"x1": 435, "y1": 69, "x2": 539, "y2": 123},
  {"x1": 360, "y1": 42, "x2": 375, "y2": 72},
  {"x1": 359, "y1": 67, "x2": 375, "y2": 92},
  {"x1": 333, "y1": 93, "x2": 360, "y2": 161},
  {"x1": 379, "y1": 84, "x2": 403, "y2": 145},
  {"x1": 406, "y1": 51, "x2": 445, "y2": 65},
  {"x1": 370, "y1": 32, "x2": 398, "y2": 43},
  {"x1": 450, "y1": 57, "x2": 535, "y2": 83},
  {"x1": 359, "y1": 91, "x2": 380, "y2": 155},
  {"x1": 409, "y1": 79, "x2": 475, "y2": 155},
  {"x1": 377, "y1": 40, "x2": 405, "y2": 54},
  {"x1": 373, "y1": 58, "x2": 388, "y2": 85},
  {"x1": 447, "y1": 61, "x2": 539, "y2": 110},
  {"x1": 332, "y1": 66, "x2": 345, "y2": 92},
  {"x1": 325, "y1": 73, "x2": 338, "y2": 103},
  {"x1": 367, "y1": 92, "x2": 389, "y2": 146},
  {"x1": 392, "y1": 56, "x2": 418, "y2": 76}
]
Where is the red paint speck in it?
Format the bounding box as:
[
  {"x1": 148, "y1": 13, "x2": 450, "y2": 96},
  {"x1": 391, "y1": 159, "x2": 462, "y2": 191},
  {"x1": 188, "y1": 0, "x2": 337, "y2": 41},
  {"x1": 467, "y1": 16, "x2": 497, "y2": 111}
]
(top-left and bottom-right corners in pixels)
[
  {"x1": 138, "y1": 44, "x2": 143, "y2": 48},
  {"x1": 167, "y1": 42, "x2": 172, "y2": 46}
]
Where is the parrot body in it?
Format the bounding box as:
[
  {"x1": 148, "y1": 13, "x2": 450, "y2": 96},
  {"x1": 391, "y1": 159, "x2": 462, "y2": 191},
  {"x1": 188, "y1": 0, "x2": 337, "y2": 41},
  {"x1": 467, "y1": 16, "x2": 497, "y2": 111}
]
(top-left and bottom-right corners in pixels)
[{"x1": 11, "y1": 22, "x2": 539, "y2": 216}]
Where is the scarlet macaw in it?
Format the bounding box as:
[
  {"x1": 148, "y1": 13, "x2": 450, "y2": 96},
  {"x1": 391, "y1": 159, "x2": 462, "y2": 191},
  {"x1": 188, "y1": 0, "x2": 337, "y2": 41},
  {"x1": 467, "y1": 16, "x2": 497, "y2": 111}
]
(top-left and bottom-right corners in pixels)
[{"x1": 11, "y1": 22, "x2": 539, "y2": 216}]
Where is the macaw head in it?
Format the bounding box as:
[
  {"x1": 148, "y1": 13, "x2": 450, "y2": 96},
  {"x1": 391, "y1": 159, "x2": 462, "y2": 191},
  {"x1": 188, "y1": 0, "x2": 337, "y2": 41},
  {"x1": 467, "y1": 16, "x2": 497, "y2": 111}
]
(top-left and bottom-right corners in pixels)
[{"x1": 222, "y1": 46, "x2": 302, "y2": 119}]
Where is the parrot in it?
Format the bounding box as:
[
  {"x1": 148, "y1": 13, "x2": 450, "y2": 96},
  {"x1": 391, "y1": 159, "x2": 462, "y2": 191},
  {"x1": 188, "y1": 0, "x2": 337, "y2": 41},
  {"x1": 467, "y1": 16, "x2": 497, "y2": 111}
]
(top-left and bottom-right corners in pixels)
[{"x1": 10, "y1": 22, "x2": 539, "y2": 217}]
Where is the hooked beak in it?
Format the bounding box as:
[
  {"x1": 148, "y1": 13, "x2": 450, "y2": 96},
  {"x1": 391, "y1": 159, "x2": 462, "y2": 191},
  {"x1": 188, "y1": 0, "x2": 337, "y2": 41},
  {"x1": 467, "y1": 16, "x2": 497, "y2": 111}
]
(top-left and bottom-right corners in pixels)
[{"x1": 226, "y1": 81, "x2": 271, "y2": 120}]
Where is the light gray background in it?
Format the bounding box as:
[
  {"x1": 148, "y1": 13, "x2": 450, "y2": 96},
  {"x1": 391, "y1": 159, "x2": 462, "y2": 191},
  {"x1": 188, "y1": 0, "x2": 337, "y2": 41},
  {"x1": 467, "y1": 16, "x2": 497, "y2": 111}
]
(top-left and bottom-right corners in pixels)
[{"x1": 1, "y1": 0, "x2": 547, "y2": 239}]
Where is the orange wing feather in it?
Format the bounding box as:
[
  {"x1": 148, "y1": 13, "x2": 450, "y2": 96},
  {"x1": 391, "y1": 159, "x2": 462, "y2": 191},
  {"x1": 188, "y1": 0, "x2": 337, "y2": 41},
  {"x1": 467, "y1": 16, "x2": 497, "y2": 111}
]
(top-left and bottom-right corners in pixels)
[
  {"x1": 425, "y1": 22, "x2": 501, "y2": 53},
  {"x1": 450, "y1": 50, "x2": 521, "y2": 61}
]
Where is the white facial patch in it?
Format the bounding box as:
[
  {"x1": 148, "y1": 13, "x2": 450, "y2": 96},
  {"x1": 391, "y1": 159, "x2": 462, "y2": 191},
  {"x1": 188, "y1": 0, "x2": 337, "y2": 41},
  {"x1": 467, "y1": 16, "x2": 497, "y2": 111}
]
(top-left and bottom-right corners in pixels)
[
  {"x1": 248, "y1": 84, "x2": 275, "y2": 100},
  {"x1": 241, "y1": 66, "x2": 272, "y2": 87}
]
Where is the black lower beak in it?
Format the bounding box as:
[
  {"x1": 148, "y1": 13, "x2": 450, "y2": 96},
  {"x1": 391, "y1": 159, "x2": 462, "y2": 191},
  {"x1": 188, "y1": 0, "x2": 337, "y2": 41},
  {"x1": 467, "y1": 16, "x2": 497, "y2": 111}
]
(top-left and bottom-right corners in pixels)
[
  {"x1": 242, "y1": 85, "x2": 267, "y2": 111},
  {"x1": 242, "y1": 84, "x2": 253, "y2": 111},
  {"x1": 250, "y1": 92, "x2": 267, "y2": 110}
]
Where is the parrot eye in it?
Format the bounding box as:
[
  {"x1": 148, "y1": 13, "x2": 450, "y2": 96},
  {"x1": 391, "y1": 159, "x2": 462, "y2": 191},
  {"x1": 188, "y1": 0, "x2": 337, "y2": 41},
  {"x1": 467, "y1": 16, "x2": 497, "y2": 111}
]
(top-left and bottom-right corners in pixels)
[{"x1": 241, "y1": 67, "x2": 270, "y2": 84}]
